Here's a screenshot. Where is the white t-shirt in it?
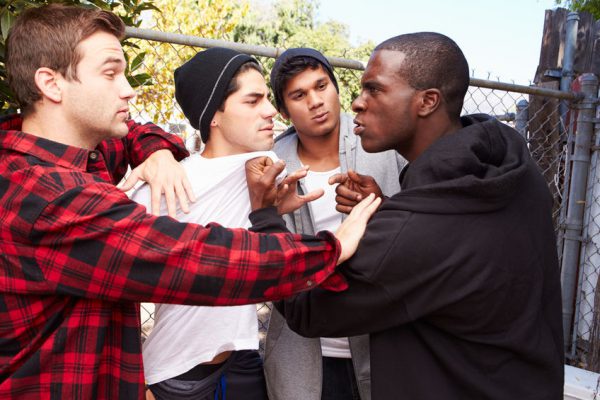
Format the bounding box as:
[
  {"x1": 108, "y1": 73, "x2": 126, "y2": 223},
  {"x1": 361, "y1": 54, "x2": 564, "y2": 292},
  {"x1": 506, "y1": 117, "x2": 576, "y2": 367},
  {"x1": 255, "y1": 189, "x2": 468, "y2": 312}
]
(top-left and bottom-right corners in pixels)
[
  {"x1": 303, "y1": 167, "x2": 352, "y2": 359},
  {"x1": 131, "y1": 151, "x2": 282, "y2": 384}
]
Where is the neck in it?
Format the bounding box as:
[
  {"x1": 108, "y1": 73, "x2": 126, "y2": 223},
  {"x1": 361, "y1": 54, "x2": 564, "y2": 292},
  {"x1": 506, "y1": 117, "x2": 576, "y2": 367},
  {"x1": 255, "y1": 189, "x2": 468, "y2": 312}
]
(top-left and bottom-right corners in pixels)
[
  {"x1": 201, "y1": 133, "x2": 248, "y2": 159},
  {"x1": 296, "y1": 126, "x2": 340, "y2": 172},
  {"x1": 403, "y1": 115, "x2": 463, "y2": 162},
  {"x1": 21, "y1": 108, "x2": 98, "y2": 150}
]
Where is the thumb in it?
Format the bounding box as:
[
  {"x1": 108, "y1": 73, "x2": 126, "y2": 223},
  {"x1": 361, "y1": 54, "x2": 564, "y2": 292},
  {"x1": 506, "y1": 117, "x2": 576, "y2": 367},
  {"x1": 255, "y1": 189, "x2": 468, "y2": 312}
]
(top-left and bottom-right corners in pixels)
[
  {"x1": 118, "y1": 168, "x2": 142, "y2": 192},
  {"x1": 347, "y1": 169, "x2": 368, "y2": 184},
  {"x1": 328, "y1": 172, "x2": 348, "y2": 186},
  {"x1": 263, "y1": 160, "x2": 286, "y2": 183},
  {"x1": 245, "y1": 156, "x2": 274, "y2": 175}
]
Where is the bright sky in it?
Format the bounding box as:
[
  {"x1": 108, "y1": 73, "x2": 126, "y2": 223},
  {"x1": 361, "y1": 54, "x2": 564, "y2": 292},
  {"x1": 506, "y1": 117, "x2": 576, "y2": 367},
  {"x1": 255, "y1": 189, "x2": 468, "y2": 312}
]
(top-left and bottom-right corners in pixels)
[{"x1": 316, "y1": 0, "x2": 559, "y2": 85}]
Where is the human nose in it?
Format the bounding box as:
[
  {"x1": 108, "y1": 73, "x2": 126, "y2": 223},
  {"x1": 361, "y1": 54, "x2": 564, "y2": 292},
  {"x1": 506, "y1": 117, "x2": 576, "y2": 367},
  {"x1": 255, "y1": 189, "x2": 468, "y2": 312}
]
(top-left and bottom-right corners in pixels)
[
  {"x1": 119, "y1": 75, "x2": 137, "y2": 101},
  {"x1": 262, "y1": 99, "x2": 277, "y2": 119},
  {"x1": 307, "y1": 90, "x2": 323, "y2": 110},
  {"x1": 352, "y1": 92, "x2": 365, "y2": 113}
]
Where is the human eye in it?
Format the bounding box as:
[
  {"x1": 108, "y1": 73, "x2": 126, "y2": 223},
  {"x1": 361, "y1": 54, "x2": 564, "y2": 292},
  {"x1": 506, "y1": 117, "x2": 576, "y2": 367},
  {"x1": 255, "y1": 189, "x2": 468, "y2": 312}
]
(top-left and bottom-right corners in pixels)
[
  {"x1": 104, "y1": 70, "x2": 116, "y2": 79},
  {"x1": 317, "y1": 81, "x2": 327, "y2": 90},
  {"x1": 363, "y1": 83, "x2": 381, "y2": 95}
]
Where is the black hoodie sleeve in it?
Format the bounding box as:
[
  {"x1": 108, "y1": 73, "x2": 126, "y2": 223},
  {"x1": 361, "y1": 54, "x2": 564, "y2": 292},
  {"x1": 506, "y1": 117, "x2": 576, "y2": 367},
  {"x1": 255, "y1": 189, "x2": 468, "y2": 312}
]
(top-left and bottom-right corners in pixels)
[
  {"x1": 281, "y1": 188, "x2": 530, "y2": 338},
  {"x1": 279, "y1": 206, "x2": 416, "y2": 337}
]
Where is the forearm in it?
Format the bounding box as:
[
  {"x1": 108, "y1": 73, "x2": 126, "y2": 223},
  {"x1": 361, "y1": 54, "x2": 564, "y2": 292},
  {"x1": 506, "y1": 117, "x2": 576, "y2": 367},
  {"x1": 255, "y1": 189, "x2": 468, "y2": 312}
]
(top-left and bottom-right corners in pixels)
[
  {"x1": 123, "y1": 120, "x2": 189, "y2": 167},
  {"x1": 249, "y1": 207, "x2": 290, "y2": 233},
  {"x1": 249, "y1": 207, "x2": 347, "y2": 291},
  {"x1": 32, "y1": 183, "x2": 341, "y2": 306},
  {"x1": 98, "y1": 120, "x2": 189, "y2": 183},
  {"x1": 280, "y1": 277, "x2": 402, "y2": 337}
]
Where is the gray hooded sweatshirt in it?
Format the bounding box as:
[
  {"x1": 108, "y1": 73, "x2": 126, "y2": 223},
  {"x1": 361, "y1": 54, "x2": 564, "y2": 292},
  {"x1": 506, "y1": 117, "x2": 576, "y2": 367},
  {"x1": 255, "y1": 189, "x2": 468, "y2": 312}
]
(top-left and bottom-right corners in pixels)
[{"x1": 264, "y1": 113, "x2": 406, "y2": 400}]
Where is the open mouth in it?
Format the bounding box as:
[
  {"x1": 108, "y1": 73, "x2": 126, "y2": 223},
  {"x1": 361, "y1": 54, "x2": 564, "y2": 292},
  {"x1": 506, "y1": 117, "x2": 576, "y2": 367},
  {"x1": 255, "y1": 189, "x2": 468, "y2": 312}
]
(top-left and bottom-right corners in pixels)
[{"x1": 353, "y1": 119, "x2": 364, "y2": 135}]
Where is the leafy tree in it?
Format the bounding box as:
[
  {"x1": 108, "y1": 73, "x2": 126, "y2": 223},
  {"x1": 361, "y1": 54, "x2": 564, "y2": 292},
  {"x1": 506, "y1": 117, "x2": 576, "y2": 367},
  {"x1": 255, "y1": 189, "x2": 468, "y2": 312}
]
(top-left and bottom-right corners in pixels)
[
  {"x1": 556, "y1": 0, "x2": 600, "y2": 18},
  {"x1": 0, "y1": 0, "x2": 157, "y2": 113},
  {"x1": 1, "y1": 0, "x2": 372, "y2": 123},
  {"x1": 233, "y1": 0, "x2": 374, "y2": 111},
  {"x1": 130, "y1": 0, "x2": 248, "y2": 125}
]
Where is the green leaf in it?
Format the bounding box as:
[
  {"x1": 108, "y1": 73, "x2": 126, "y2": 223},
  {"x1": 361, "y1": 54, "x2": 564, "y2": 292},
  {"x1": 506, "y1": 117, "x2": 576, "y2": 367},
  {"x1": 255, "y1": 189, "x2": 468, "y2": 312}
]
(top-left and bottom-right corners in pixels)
[
  {"x1": 135, "y1": 2, "x2": 160, "y2": 13},
  {"x1": 1, "y1": 10, "x2": 14, "y2": 40},
  {"x1": 129, "y1": 51, "x2": 145, "y2": 72},
  {"x1": 128, "y1": 72, "x2": 152, "y2": 88}
]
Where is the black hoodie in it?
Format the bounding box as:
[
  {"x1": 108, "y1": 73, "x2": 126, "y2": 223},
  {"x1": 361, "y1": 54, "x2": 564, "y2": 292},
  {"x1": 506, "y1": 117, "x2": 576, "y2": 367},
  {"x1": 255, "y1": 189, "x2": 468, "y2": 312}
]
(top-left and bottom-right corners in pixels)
[{"x1": 279, "y1": 114, "x2": 564, "y2": 399}]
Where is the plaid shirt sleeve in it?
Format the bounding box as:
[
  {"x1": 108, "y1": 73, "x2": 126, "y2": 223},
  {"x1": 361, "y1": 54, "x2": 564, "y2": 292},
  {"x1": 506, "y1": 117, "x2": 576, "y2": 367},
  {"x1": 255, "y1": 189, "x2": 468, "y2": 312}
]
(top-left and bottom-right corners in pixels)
[
  {"x1": 249, "y1": 207, "x2": 348, "y2": 291},
  {"x1": 28, "y1": 180, "x2": 341, "y2": 305},
  {"x1": 97, "y1": 120, "x2": 190, "y2": 184}
]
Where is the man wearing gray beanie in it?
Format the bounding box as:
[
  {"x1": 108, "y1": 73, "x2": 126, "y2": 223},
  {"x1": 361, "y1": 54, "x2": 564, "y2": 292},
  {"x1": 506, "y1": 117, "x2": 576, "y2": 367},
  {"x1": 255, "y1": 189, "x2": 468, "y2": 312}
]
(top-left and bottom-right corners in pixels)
[
  {"x1": 133, "y1": 47, "x2": 325, "y2": 400},
  {"x1": 265, "y1": 48, "x2": 407, "y2": 400}
]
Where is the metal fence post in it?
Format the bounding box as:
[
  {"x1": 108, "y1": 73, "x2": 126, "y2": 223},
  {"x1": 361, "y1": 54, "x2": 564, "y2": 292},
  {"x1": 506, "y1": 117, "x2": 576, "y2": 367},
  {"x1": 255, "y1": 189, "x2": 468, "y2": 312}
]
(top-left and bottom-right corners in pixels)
[
  {"x1": 515, "y1": 99, "x2": 529, "y2": 139},
  {"x1": 571, "y1": 116, "x2": 600, "y2": 362},
  {"x1": 560, "y1": 12, "x2": 579, "y2": 129},
  {"x1": 561, "y1": 73, "x2": 599, "y2": 350}
]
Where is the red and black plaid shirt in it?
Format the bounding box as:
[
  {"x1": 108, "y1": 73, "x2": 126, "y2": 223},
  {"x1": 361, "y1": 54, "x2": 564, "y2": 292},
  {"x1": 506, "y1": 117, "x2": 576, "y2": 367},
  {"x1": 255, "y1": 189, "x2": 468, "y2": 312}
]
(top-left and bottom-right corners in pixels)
[{"x1": 0, "y1": 115, "x2": 343, "y2": 399}]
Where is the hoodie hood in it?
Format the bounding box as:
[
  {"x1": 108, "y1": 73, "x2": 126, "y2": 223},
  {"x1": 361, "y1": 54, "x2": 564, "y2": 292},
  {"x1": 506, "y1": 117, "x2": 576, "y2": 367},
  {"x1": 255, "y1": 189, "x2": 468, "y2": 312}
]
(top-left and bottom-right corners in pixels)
[{"x1": 385, "y1": 114, "x2": 533, "y2": 215}]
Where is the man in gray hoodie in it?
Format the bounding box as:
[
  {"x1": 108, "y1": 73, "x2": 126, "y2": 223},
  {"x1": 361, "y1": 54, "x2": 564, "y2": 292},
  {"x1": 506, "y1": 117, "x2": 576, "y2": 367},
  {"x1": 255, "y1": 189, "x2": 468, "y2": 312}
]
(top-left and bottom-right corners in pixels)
[{"x1": 265, "y1": 48, "x2": 406, "y2": 400}]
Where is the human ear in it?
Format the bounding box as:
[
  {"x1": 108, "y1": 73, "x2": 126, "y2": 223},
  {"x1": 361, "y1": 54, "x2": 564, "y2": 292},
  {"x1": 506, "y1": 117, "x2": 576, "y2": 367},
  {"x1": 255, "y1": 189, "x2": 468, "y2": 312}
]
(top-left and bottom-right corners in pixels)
[
  {"x1": 34, "y1": 67, "x2": 63, "y2": 103},
  {"x1": 211, "y1": 110, "x2": 223, "y2": 127},
  {"x1": 417, "y1": 89, "x2": 441, "y2": 117}
]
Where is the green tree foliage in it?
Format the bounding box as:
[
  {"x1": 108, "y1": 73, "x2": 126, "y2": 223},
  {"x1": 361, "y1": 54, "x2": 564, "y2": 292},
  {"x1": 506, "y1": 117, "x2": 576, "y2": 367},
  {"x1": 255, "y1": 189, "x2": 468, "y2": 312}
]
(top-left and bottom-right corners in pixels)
[
  {"x1": 556, "y1": 0, "x2": 600, "y2": 18},
  {"x1": 130, "y1": 0, "x2": 248, "y2": 125},
  {"x1": 0, "y1": 0, "x2": 372, "y2": 121},
  {"x1": 233, "y1": 0, "x2": 374, "y2": 112},
  {"x1": 0, "y1": 0, "x2": 156, "y2": 113}
]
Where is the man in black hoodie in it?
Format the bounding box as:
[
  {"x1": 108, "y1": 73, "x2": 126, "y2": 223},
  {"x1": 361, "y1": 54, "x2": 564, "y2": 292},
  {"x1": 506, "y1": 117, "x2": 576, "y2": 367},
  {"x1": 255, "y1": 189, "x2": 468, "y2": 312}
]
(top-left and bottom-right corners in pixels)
[{"x1": 278, "y1": 32, "x2": 564, "y2": 399}]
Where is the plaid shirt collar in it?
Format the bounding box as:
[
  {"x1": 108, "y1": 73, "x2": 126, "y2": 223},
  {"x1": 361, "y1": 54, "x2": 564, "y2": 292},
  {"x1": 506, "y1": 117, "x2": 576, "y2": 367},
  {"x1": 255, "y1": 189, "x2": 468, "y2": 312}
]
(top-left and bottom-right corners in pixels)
[{"x1": 0, "y1": 114, "x2": 105, "y2": 173}]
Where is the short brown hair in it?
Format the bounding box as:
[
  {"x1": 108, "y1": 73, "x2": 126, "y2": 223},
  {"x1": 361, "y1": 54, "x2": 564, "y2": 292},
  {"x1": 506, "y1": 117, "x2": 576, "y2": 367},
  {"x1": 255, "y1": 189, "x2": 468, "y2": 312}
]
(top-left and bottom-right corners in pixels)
[{"x1": 6, "y1": 4, "x2": 125, "y2": 114}]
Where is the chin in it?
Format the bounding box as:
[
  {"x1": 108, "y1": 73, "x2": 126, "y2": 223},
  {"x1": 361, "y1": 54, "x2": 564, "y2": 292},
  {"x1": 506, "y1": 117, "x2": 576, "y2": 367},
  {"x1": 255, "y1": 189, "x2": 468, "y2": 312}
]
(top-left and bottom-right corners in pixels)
[
  {"x1": 361, "y1": 140, "x2": 380, "y2": 153},
  {"x1": 112, "y1": 125, "x2": 130, "y2": 138},
  {"x1": 261, "y1": 141, "x2": 274, "y2": 151}
]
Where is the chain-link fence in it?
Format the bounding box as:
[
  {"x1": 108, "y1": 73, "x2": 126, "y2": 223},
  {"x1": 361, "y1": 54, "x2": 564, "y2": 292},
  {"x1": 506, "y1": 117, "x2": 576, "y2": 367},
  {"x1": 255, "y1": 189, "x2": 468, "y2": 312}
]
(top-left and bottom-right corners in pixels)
[{"x1": 127, "y1": 28, "x2": 599, "y2": 373}]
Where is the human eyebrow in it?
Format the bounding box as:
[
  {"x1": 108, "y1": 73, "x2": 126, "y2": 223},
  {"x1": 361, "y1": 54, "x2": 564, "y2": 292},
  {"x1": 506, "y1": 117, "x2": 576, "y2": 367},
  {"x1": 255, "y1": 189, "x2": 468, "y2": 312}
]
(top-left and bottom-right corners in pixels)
[
  {"x1": 362, "y1": 80, "x2": 382, "y2": 91},
  {"x1": 286, "y1": 88, "x2": 305, "y2": 99},
  {"x1": 242, "y1": 92, "x2": 267, "y2": 103},
  {"x1": 101, "y1": 57, "x2": 125, "y2": 68},
  {"x1": 244, "y1": 92, "x2": 266, "y2": 99}
]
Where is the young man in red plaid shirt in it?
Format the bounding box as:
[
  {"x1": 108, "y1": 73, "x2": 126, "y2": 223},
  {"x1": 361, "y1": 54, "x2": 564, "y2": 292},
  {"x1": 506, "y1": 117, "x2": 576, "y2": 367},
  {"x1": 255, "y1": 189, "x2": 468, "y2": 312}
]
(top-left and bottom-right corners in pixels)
[{"x1": 0, "y1": 5, "x2": 380, "y2": 399}]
